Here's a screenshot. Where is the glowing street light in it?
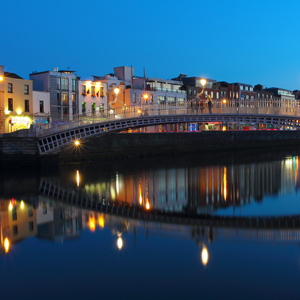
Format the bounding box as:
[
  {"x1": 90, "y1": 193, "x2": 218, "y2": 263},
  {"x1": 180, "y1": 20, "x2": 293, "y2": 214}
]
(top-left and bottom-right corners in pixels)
[
  {"x1": 200, "y1": 79, "x2": 207, "y2": 87},
  {"x1": 74, "y1": 140, "x2": 80, "y2": 146},
  {"x1": 114, "y1": 88, "x2": 120, "y2": 95},
  {"x1": 0, "y1": 76, "x2": 3, "y2": 81}
]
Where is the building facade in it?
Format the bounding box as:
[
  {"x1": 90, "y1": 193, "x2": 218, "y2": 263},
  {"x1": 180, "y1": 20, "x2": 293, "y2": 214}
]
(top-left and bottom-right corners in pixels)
[
  {"x1": 30, "y1": 68, "x2": 79, "y2": 121},
  {"x1": 0, "y1": 65, "x2": 33, "y2": 133},
  {"x1": 79, "y1": 79, "x2": 108, "y2": 115}
]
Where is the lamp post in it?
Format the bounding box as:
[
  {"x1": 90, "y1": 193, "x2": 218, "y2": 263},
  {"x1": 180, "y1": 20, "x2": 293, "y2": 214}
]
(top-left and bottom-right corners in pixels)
[
  {"x1": 143, "y1": 93, "x2": 149, "y2": 115},
  {"x1": 199, "y1": 79, "x2": 207, "y2": 114}
]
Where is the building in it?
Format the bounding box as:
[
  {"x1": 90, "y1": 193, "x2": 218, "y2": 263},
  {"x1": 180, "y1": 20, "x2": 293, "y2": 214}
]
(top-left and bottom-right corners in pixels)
[
  {"x1": 30, "y1": 68, "x2": 79, "y2": 121},
  {"x1": 79, "y1": 79, "x2": 108, "y2": 115},
  {"x1": 173, "y1": 74, "x2": 217, "y2": 103},
  {"x1": 33, "y1": 91, "x2": 50, "y2": 131},
  {"x1": 0, "y1": 65, "x2": 33, "y2": 133}
]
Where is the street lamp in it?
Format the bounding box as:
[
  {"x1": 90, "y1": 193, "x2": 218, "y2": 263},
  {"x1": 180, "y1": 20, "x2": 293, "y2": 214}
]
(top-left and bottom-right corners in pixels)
[{"x1": 0, "y1": 76, "x2": 3, "y2": 82}]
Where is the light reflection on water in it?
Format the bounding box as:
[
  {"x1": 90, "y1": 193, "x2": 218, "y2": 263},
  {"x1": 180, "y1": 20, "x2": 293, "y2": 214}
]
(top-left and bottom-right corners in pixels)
[{"x1": 1, "y1": 152, "x2": 300, "y2": 299}]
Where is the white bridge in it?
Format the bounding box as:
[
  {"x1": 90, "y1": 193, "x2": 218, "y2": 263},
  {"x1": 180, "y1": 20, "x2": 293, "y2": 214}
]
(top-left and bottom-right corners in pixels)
[{"x1": 37, "y1": 101, "x2": 300, "y2": 155}]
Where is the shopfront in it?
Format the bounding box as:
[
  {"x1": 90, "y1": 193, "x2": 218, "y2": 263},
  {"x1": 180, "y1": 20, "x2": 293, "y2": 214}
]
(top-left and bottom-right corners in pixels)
[{"x1": 7, "y1": 116, "x2": 32, "y2": 133}]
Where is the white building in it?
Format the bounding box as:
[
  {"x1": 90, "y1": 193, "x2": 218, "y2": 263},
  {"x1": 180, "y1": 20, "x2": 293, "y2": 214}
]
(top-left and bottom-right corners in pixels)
[
  {"x1": 32, "y1": 91, "x2": 50, "y2": 130},
  {"x1": 78, "y1": 79, "x2": 108, "y2": 115}
]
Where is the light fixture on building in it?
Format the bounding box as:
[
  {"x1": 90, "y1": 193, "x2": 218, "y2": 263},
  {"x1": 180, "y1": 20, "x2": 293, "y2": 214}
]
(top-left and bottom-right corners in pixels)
[
  {"x1": 0, "y1": 76, "x2": 3, "y2": 81},
  {"x1": 200, "y1": 79, "x2": 207, "y2": 87},
  {"x1": 17, "y1": 110, "x2": 21, "y2": 115}
]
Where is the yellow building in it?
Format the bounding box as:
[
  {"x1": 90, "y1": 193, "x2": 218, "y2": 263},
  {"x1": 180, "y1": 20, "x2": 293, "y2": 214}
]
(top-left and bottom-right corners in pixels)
[
  {"x1": 0, "y1": 199, "x2": 37, "y2": 254},
  {"x1": 0, "y1": 65, "x2": 33, "y2": 133}
]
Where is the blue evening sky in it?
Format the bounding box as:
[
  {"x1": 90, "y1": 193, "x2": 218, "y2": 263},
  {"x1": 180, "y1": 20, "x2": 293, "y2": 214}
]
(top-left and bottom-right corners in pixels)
[{"x1": 1, "y1": 0, "x2": 300, "y2": 90}]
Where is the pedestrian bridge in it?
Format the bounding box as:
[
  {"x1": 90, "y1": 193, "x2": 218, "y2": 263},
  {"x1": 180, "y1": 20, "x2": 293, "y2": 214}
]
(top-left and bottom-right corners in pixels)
[{"x1": 37, "y1": 103, "x2": 300, "y2": 155}]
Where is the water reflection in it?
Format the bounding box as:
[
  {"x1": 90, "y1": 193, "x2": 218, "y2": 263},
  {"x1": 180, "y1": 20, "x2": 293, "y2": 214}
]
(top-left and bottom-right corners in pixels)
[{"x1": 64, "y1": 155, "x2": 300, "y2": 216}]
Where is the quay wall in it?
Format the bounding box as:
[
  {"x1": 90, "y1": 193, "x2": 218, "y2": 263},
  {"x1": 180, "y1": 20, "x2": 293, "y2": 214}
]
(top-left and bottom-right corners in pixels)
[
  {"x1": 2, "y1": 130, "x2": 300, "y2": 167},
  {"x1": 60, "y1": 130, "x2": 300, "y2": 162}
]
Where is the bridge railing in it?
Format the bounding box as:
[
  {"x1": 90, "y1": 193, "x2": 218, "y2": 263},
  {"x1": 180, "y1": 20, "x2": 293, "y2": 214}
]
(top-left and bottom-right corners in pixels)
[{"x1": 36, "y1": 103, "x2": 300, "y2": 137}]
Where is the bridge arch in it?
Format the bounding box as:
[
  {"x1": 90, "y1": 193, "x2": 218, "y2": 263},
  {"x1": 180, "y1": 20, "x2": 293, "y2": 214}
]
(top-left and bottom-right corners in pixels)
[{"x1": 37, "y1": 110, "x2": 300, "y2": 155}]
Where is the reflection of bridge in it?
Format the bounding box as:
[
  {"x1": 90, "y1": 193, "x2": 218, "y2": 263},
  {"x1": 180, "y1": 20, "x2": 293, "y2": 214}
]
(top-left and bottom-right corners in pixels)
[
  {"x1": 37, "y1": 103, "x2": 300, "y2": 154},
  {"x1": 39, "y1": 179, "x2": 300, "y2": 233}
]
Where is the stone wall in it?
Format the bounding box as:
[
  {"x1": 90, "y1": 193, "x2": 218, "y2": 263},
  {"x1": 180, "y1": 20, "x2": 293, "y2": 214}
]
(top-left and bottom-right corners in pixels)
[{"x1": 59, "y1": 131, "x2": 300, "y2": 162}]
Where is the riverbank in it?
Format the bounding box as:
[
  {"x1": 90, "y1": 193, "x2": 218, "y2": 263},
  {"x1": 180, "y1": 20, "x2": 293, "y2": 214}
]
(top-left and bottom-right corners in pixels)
[{"x1": 2, "y1": 131, "x2": 300, "y2": 168}]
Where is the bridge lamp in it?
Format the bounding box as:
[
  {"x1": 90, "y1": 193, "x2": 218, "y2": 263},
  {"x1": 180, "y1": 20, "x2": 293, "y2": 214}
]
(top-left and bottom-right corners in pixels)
[
  {"x1": 201, "y1": 246, "x2": 209, "y2": 266},
  {"x1": 17, "y1": 109, "x2": 21, "y2": 115},
  {"x1": 138, "y1": 109, "x2": 141, "y2": 114},
  {"x1": 74, "y1": 140, "x2": 80, "y2": 146},
  {"x1": 222, "y1": 99, "x2": 227, "y2": 104},
  {"x1": 114, "y1": 88, "x2": 120, "y2": 95},
  {"x1": 200, "y1": 79, "x2": 207, "y2": 87}
]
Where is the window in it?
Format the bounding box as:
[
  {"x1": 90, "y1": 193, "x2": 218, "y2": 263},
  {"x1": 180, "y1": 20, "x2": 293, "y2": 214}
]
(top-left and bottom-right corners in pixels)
[
  {"x1": 236, "y1": 92, "x2": 239, "y2": 99},
  {"x1": 57, "y1": 92, "x2": 61, "y2": 105},
  {"x1": 62, "y1": 77, "x2": 68, "y2": 90},
  {"x1": 205, "y1": 91, "x2": 208, "y2": 96},
  {"x1": 63, "y1": 107, "x2": 68, "y2": 116},
  {"x1": 189, "y1": 89, "x2": 192, "y2": 95},
  {"x1": 8, "y1": 83, "x2": 13, "y2": 93},
  {"x1": 150, "y1": 95, "x2": 154, "y2": 103},
  {"x1": 211, "y1": 91, "x2": 214, "y2": 98},
  {"x1": 245, "y1": 86, "x2": 248, "y2": 91},
  {"x1": 258, "y1": 93, "x2": 260, "y2": 99},
  {"x1": 39, "y1": 101, "x2": 44, "y2": 113},
  {"x1": 82, "y1": 85, "x2": 86, "y2": 94},
  {"x1": 57, "y1": 77, "x2": 61, "y2": 89},
  {"x1": 28, "y1": 206, "x2": 33, "y2": 217},
  {"x1": 246, "y1": 95, "x2": 249, "y2": 100},
  {"x1": 25, "y1": 100, "x2": 29, "y2": 112},
  {"x1": 158, "y1": 96, "x2": 166, "y2": 104},
  {"x1": 221, "y1": 91, "x2": 223, "y2": 97},
  {"x1": 193, "y1": 90, "x2": 196, "y2": 95},
  {"x1": 133, "y1": 93, "x2": 136, "y2": 103},
  {"x1": 72, "y1": 79, "x2": 76, "y2": 91},
  {"x1": 82, "y1": 102, "x2": 86, "y2": 113},
  {"x1": 240, "y1": 85, "x2": 243, "y2": 90},
  {"x1": 24, "y1": 85, "x2": 29, "y2": 94},
  {"x1": 178, "y1": 97, "x2": 185, "y2": 105},
  {"x1": 8, "y1": 98, "x2": 13, "y2": 111},
  {"x1": 91, "y1": 102, "x2": 96, "y2": 113},
  {"x1": 43, "y1": 203, "x2": 47, "y2": 214},
  {"x1": 216, "y1": 92, "x2": 219, "y2": 99},
  {"x1": 73, "y1": 107, "x2": 77, "y2": 115},
  {"x1": 224, "y1": 91, "x2": 227, "y2": 97},
  {"x1": 249, "y1": 87, "x2": 253, "y2": 91},
  {"x1": 100, "y1": 87, "x2": 104, "y2": 97},
  {"x1": 29, "y1": 222, "x2": 34, "y2": 232},
  {"x1": 62, "y1": 92, "x2": 68, "y2": 105},
  {"x1": 168, "y1": 97, "x2": 176, "y2": 105},
  {"x1": 91, "y1": 86, "x2": 95, "y2": 96},
  {"x1": 251, "y1": 96, "x2": 255, "y2": 100},
  {"x1": 12, "y1": 207, "x2": 17, "y2": 221},
  {"x1": 13, "y1": 225, "x2": 18, "y2": 235},
  {"x1": 72, "y1": 93, "x2": 76, "y2": 104}
]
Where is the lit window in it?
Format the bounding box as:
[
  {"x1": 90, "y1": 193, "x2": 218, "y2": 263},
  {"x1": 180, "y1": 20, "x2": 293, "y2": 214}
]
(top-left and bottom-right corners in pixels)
[
  {"x1": 62, "y1": 92, "x2": 68, "y2": 105},
  {"x1": 24, "y1": 85, "x2": 29, "y2": 94}
]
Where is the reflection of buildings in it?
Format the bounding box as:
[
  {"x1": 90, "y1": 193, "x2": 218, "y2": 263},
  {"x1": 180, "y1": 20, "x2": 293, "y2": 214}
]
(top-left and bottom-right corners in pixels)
[
  {"x1": 36, "y1": 197, "x2": 82, "y2": 242},
  {"x1": 81, "y1": 156, "x2": 300, "y2": 215},
  {"x1": 0, "y1": 198, "x2": 37, "y2": 254}
]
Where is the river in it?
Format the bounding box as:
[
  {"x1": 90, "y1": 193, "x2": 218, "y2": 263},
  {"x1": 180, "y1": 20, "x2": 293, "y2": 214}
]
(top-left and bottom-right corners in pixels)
[{"x1": 1, "y1": 149, "x2": 300, "y2": 299}]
